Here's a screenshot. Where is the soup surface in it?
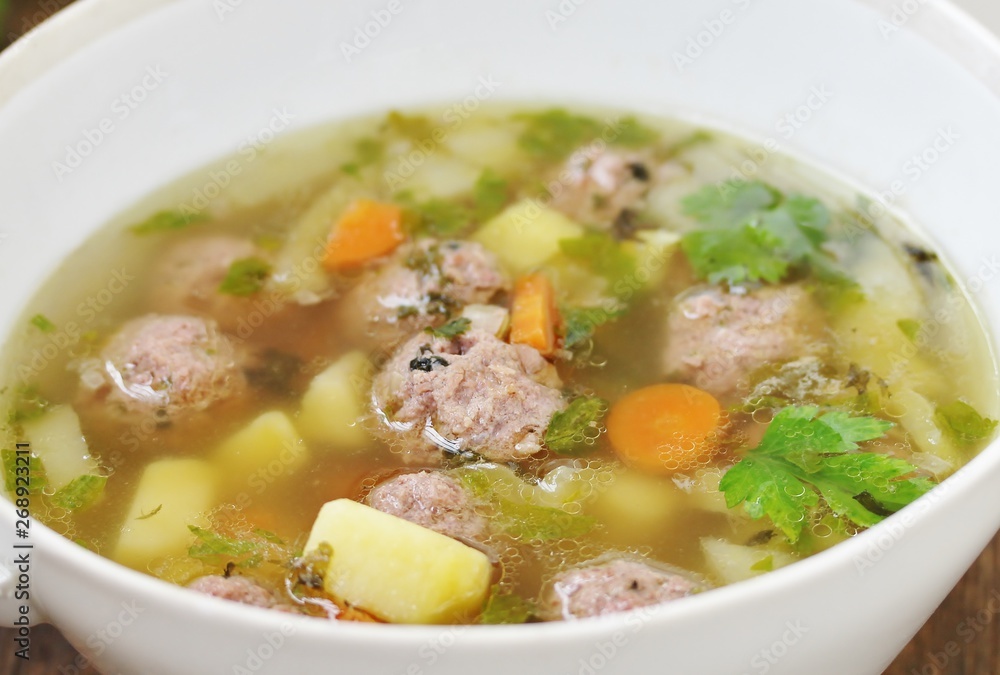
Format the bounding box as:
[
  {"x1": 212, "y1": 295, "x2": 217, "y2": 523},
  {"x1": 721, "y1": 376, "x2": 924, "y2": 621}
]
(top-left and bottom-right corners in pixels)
[{"x1": 3, "y1": 105, "x2": 997, "y2": 624}]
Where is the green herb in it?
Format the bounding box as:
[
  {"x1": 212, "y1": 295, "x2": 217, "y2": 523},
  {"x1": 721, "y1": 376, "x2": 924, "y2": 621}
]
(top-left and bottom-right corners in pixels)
[
  {"x1": 136, "y1": 505, "x2": 163, "y2": 520},
  {"x1": 560, "y1": 232, "x2": 637, "y2": 291},
  {"x1": 426, "y1": 317, "x2": 471, "y2": 339},
  {"x1": 935, "y1": 401, "x2": 998, "y2": 445},
  {"x1": 680, "y1": 181, "x2": 851, "y2": 287},
  {"x1": 341, "y1": 137, "x2": 384, "y2": 176},
  {"x1": 719, "y1": 406, "x2": 934, "y2": 543},
  {"x1": 51, "y1": 475, "x2": 107, "y2": 511},
  {"x1": 897, "y1": 319, "x2": 921, "y2": 343},
  {"x1": 473, "y1": 169, "x2": 509, "y2": 222},
  {"x1": 749, "y1": 555, "x2": 774, "y2": 572},
  {"x1": 129, "y1": 210, "x2": 206, "y2": 235},
  {"x1": 188, "y1": 526, "x2": 261, "y2": 561},
  {"x1": 7, "y1": 386, "x2": 51, "y2": 425},
  {"x1": 515, "y1": 109, "x2": 605, "y2": 160},
  {"x1": 253, "y1": 528, "x2": 286, "y2": 545},
  {"x1": 218, "y1": 257, "x2": 272, "y2": 296},
  {"x1": 612, "y1": 116, "x2": 660, "y2": 147},
  {"x1": 30, "y1": 314, "x2": 56, "y2": 333},
  {"x1": 480, "y1": 587, "x2": 535, "y2": 625},
  {"x1": 399, "y1": 195, "x2": 471, "y2": 237},
  {"x1": 1, "y1": 449, "x2": 46, "y2": 494},
  {"x1": 457, "y1": 469, "x2": 595, "y2": 542},
  {"x1": 561, "y1": 305, "x2": 625, "y2": 349},
  {"x1": 384, "y1": 111, "x2": 435, "y2": 141},
  {"x1": 544, "y1": 396, "x2": 608, "y2": 455}
]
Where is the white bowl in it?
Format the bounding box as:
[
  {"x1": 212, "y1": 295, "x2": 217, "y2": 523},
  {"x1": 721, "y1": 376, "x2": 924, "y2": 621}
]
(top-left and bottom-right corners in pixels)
[{"x1": 2, "y1": 1, "x2": 1000, "y2": 673}]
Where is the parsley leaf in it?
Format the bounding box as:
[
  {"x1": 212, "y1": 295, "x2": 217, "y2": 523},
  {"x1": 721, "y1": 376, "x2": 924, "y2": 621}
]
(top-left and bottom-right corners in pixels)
[
  {"x1": 682, "y1": 224, "x2": 788, "y2": 285},
  {"x1": 136, "y1": 505, "x2": 163, "y2": 520},
  {"x1": 720, "y1": 406, "x2": 933, "y2": 543},
  {"x1": 515, "y1": 109, "x2": 605, "y2": 160},
  {"x1": 218, "y1": 257, "x2": 271, "y2": 296},
  {"x1": 396, "y1": 193, "x2": 471, "y2": 237},
  {"x1": 544, "y1": 396, "x2": 608, "y2": 455},
  {"x1": 426, "y1": 317, "x2": 471, "y2": 339},
  {"x1": 341, "y1": 137, "x2": 384, "y2": 176},
  {"x1": 473, "y1": 169, "x2": 509, "y2": 222},
  {"x1": 129, "y1": 210, "x2": 206, "y2": 235},
  {"x1": 480, "y1": 587, "x2": 535, "y2": 625},
  {"x1": 188, "y1": 526, "x2": 261, "y2": 561},
  {"x1": 1, "y1": 449, "x2": 46, "y2": 494},
  {"x1": 30, "y1": 314, "x2": 56, "y2": 333},
  {"x1": 683, "y1": 181, "x2": 780, "y2": 228},
  {"x1": 51, "y1": 474, "x2": 107, "y2": 511},
  {"x1": 611, "y1": 116, "x2": 660, "y2": 147},
  {"x1": 897, "y1": 319, "x2": 921, "y2": 343},
  {"x1": 935, "y1": 401, "x2": 998, "y2": 445},
  {"x1": 561, "y1": 305, "x2": 625, "y2": 349}
]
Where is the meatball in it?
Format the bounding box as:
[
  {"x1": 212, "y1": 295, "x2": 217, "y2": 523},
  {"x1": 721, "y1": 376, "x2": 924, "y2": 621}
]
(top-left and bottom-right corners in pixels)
[
  {"x1": 77, "y1": 314, "x2": 247, "y2": 423},
  {"x1": 372, "y1": 329, "x2": 566, "y2": 463},
  {"x1": 339, "y1": 238, "x2": 509, "y2": 348},
  {"x1": 187, "y1": 575, "x2": 279, "y2": 609},
  {"x1": 551, "y1": 148, "x2": 652, "y2": 230},
  {"x1": 662, "y1": 284, "x2": 826, "y2": 400},
  {"x1": 367, "y1": 471, "x2": 488, "y2": 541},
  {"x1": 541, "y1": 559, "x2": 701, "y2": 621},
  {"x1": 149, "y1": 235, "x2": 269, "y2": 331}
]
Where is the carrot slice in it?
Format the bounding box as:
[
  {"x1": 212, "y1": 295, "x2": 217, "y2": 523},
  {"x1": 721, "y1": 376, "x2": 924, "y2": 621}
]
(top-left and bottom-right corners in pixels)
[
  {"x1": 606, "y1": 383, "x2": 722, "y2": 475},
  {"x1": 322, "y1": 199, "x2": 406, "y2": 271},
  {"x1": 510, "y1": 272, "x2": 559, "y2": 356}
]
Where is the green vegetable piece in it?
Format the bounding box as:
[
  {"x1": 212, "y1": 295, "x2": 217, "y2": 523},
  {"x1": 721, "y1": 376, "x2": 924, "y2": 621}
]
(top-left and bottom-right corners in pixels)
[
  {"x1": 515, "y1": 109, "x2": 604, "y2": 160},
  {"x1": 720, "y1": 406, "x2": 933, "y2": 543},
  {"x1": 30, "y1": 314, "x2": 56, "y2": 333},
  {"x1": 384, "y1": 111, "x2": 435, "y2": 140},
  {"x1": 611, "y1": 116, "x2": 660, "y2": 147},
  {"x1": 473, "y1": 169, "x2": 509, "y2": 222},
  {"x1": 1, "y1": 449, "x2": 47, "y2": 494},
  {"x1": 749, "y1": 555, "x2": 774, "y2": 572},
  {"x1": 129, "y1": 210, "x2": 206, "y2": 235},
  {"x1": 561, "y1": 305, "x2": 624, "y2": 349},
  {"x1": 480, "y1": 587, "x2": 535, "y2": 625},
  {"x1": 426, "y1": 317, "x2": 472, "y2": 339},
  {"x1": 187, "y1": 526, "x2": 260, "y2": 561},
  {"x1": 682, "y1": 181, "x2": 780, "y2": 229},
  {"x1": 218, "y1": 257, "x2": 272, "y2": 296},
  {"x1": 341, "y1": 137, "x2": 384, "y2": 177},
  {"x1": 682, "y1": 225, "x2": 788, "y2": 285},
  {"x1": 545, "y1": 396, "x2": 608, "y2": 455},
  {"x1": 399, "y1": 194, "x2": 471, "y2": 237},
  {"x1": 559, "y1": 232, "x2": 637, "y2": 289},
  {"x1": 135, "y1": 505, "x2": 163, "y2": 521},
  {"x1": 935, "y1": 401, "x2": 998, "y2": 445},
  {"x1": 7, "y1": 386, "x2": 51, "y2": 425},
  {"x1": 51, "y1": 474, "x2": 107, "y2": 511},
  {"x1": 897, "y1": 319, "x2": 921, "y2": 343}
]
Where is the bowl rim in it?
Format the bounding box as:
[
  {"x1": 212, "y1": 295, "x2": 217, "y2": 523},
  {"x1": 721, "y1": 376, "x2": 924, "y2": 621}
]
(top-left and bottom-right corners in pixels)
[{"x1": 0, "y1": 0, "x2": 999, "y2": 648}]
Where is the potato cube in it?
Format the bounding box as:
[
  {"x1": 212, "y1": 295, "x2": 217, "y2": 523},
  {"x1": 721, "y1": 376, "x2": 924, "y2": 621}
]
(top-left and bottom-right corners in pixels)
[
  {"x1": 298, "y1": 351, "x2": 373, "y2": 449},
  {"x1": 213, "y1": 411, "x2": 305, "y2": 490}
]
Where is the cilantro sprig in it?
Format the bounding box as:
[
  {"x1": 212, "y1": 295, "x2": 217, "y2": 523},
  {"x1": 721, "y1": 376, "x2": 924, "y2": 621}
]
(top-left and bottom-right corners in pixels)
[
  {"x1": 720, "y1": 406, "x2": 935, "y2": 543},
  {"x1": 680, "y1": 180, "x2": 851, "y2": 287}
]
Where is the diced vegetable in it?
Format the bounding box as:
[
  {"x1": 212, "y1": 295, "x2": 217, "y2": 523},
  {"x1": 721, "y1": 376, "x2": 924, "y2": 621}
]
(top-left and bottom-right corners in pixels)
[
  {"x1": 113, "y1": 458, "x2": 217, "y2": 568},
  {"x1": 218, "y1": 257, "x2": 272, "y2": 296},
  {"x1": 303, "y1": 499, "x2": 492, "y2": 624},
  {"x1": 297, "y1": 351, "x2": 374, "y2": 449},
  {"x1": 323, "y1": 199, "x2": 406, "y2": 271},
  {"x1": 588, "y1": 469, "x2": 682, "y2": 541},
  {"x1": 212, "y1": 411, "x2": 305, "y2": 489},
  {"x1": 473, "y1": 200, "x2": 584, "y2": 274},
  {"x1": 21, "y1": 406, "x2": 98, "y2": 492},
  {"x1": 700, "y1": 537, "x2": 796, "y2": 585},
  {"x1": 510, "y1": 273, "x2": 560, "y2": 356},
  {"x1": 129, "y1": 210, "x2": 206, "y2": 235},
  {"x1": 606, "y1": 384, "x2": 722, "y2": 475},
  {"x1": 460, "y1": 304, "x2": 510, "y2": 338}
]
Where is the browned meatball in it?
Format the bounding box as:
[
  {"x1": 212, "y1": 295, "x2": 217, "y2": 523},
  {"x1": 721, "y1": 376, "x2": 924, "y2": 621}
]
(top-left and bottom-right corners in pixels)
[
  {"x1": 551, "y1": 148, "x2": 652, "y2": 229},
  {"x1": 372, "y1": 329, "x2": 566, "y2": 464},
  {"x1": 187, "y1": 575, "x2": 279, "y2": 608},
  {"x1": 77, "y1": 314, "x2": 247, "y2": 423},
  {"x1": 662, "y1": 284, "x2": 826, "y2": 400},
  {"x1": 339, "y1": 238, "x2": 509, "y2": 348},
  {"x1": 367, "y1": 471, "x2": 488, "y2": 541},
  {"x1": 149, "y1": 235, "x2": 268, "y2": 331},
  {"x1": 541, "y1": 559, "x2": 702, "y2": 621}
]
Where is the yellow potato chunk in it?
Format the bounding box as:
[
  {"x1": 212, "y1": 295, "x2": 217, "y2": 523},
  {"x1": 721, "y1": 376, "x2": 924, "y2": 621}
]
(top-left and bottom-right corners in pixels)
[
  {"x1": 213, "y1": 410, "x2": 305, "y2": 490},
  {"x1": 304, "y1": 499, "x2": 492, "y2": 624},
  {"x1": 113, "y1": 459, "x2": 217, "y2": 569},
  {"x1": 298, "y1": 351, "x2": 373, "y2": 449},
  {"x1": 474, "y1": 200, "x2": 583, "y2": 274}
]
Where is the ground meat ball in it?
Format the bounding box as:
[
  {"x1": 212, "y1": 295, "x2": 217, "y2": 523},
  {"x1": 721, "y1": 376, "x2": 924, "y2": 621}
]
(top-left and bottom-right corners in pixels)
[
  {"x1": 77, "y1": 314, "x2": 247, "y2": 423},
  {"x1": 372, "y1": 329, "x2": 566, "y2": 463},
  {"x1": 662, "y1": 284, "x2": 826, "y2": 400},
  {"x1": 187, "y1": 575, "x2": 279, "y2": 608},
  {"x1": 367, "y1": 471, "x2": 488, "y2": 541},
  {"x1": 339, "y1": 238, "x2": 509, "y2": 348},
  {"x1": 551, "y1": 148, "x2": 653, "y2": 230},
  {"x1": 541, "y1": 559, "x2": 701, "y2": 621},
  {"x1": 149, "y1": 235, "x2": 268, "y2": 331}
]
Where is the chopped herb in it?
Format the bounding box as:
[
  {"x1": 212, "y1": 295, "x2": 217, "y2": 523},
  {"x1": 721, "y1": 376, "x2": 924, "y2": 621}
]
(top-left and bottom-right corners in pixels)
[
  {"x1": 399, "y1": 195, "x2": 471, "y2": 237},
  {"x1": 612, "y1": 116, "x2": 660, "y2": 147},
  {"x1": 409, "y1": 346, "x2": 450, "y2": 372},
  {"x1": 749, "y1": 555, "x2": 774, "y2": 572},
  {"x1": 680, "y1": 180, "x2": 852, "y2": 287},
  {"x1": 291, "y1": 542, "x2": 332, "y2": 590},
  {"x1": 30, "y1": 314, "x2": 56, "y2": 333},
  {"x1": 897, "y1": 319, "x2": 921, "y2": 343},
  {"x1": 218, "y1": 257, "x2": 272, "y2": 296},
  {"x1": 480, "y1": 587, "x2": 535, "y2": 625},
  {"x1": 188, "y1": 525, "x2": 261, "y2": 561},
  {"x1": 1, "y1": 449, "x2": 46, "y2": 494},
  {"x1": 544, "y1": 396, "x2": 608, "y2": 455},
  {"x1": 397, "y1": 306, "x2": 420, "y2": 319},
  {"x1": 561, "y1": 305, "x2": 625, "y2": 349},
  {"x1": 136, "y1": 504, "x2": 163, "y2": 520},
  {"x1": 244, "y1": 349, "x2": 303, "y2": 393},
  {"x1": 426, "y1": 317, "x2": 471, "y2": 339},
  {"x1": 341, "y1": 137, "x2": 384, "y2": 176},
  {"x1": 559, "y1": 232, "x2": 637, "y2": 291},
  {"x1": 8, "y1": 386, "x2": 51, "y2": 424},
  {"x1": 384, "y1": 111, "x2": 435, "y2": 141},
  {"x1": 515, "y1": 109, "x2": 604, "y2": 160},
  {"x1": 473, "y1": 169, "x2": 509, "y2": 222},
  {"x1": 129, "y1": 210, "x2": 206, "y2": 235},
  {"x1": 719, "y1": 406, "x2": 934, "y2": 543},
  {"x1": 935, "y1": 401, "x2": 998, "y2": 445},
  {"x1": 51, "y1": 474, "x2": 107, "y2": 511},
  {"x1": 253, "y1": 528, "x2": 286, "y2": 545}
]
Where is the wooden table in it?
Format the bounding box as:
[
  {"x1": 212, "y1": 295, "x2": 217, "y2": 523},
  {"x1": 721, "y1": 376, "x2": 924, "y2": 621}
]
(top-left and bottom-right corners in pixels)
[{"x1": 1, "y1": 530, "x2": 997, "y2": 674}]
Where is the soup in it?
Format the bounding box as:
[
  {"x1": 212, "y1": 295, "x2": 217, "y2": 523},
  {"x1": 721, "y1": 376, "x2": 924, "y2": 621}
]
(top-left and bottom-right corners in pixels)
[{"x1": 3, "y1": 105, "x2": 996, "y2": 624}]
